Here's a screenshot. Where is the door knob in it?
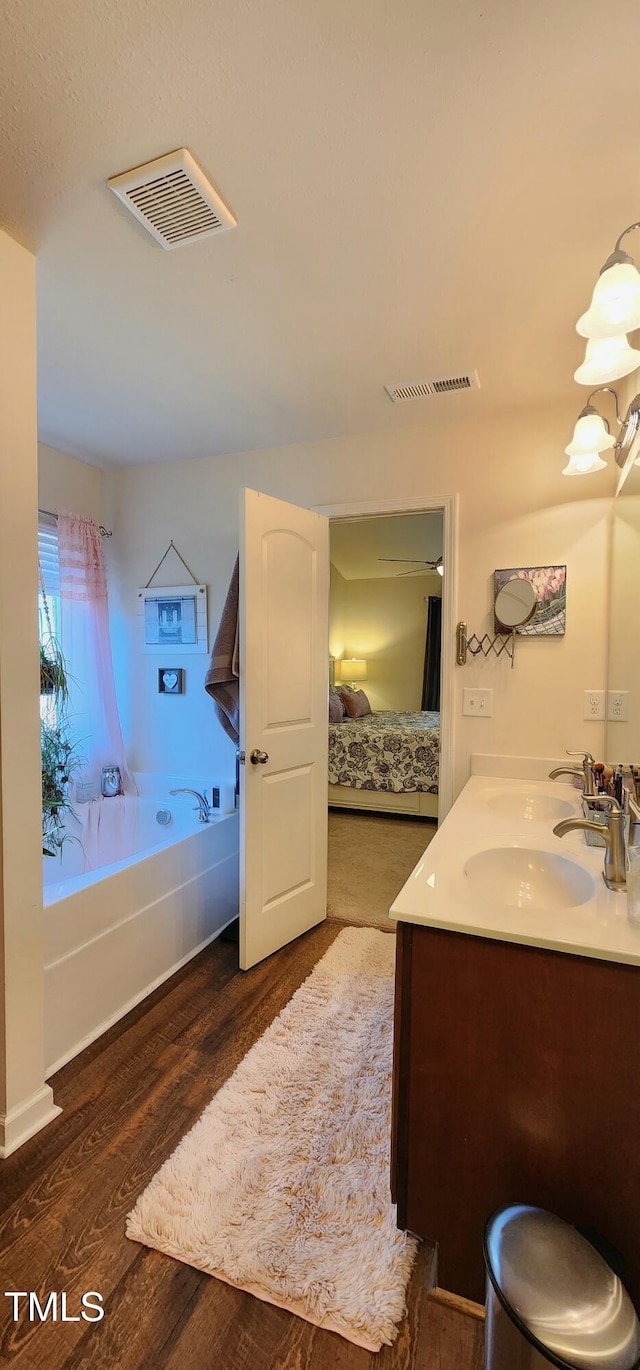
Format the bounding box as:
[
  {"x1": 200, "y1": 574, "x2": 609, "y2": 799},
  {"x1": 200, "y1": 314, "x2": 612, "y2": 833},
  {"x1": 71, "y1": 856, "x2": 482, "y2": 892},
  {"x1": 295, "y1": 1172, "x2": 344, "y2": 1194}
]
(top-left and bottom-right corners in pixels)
[{"x1": 250, "y1": 749, "x2": 269, "y2": 765}]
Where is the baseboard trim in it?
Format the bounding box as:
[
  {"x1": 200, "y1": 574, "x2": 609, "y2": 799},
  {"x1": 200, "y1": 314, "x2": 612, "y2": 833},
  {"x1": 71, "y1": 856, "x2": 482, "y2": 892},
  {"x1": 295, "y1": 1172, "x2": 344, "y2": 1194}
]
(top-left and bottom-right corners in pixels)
[
  {"x1": 0, "y1": 1084, "x2": 62, "y2": 1159},
  {"x1": 428, "y1": 1286, "x2": 486, "y2": 1321}
]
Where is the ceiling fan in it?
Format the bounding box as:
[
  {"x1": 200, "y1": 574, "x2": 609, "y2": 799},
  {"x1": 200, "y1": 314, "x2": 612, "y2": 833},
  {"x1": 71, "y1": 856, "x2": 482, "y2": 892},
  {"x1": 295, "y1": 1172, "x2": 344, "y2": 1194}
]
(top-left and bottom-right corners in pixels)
[{"x1": 377, "y1": 556, "x2": 444, "y2": 577}]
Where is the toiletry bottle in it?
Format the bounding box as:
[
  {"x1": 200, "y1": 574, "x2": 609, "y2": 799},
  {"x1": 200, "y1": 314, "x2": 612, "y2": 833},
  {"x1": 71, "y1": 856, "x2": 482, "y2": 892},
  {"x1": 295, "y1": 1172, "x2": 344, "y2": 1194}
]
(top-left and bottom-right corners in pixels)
[{"x1": 627, "y1": 797, "x2": 640, "y2": 926}]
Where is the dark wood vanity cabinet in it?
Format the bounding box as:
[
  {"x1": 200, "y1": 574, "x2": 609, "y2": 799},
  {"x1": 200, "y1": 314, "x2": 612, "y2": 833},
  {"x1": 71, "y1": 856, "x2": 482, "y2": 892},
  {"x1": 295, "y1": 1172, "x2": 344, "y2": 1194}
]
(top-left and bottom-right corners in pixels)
[{"x1": 391, "y1": 920, "x2": 640, "y2": 1306}]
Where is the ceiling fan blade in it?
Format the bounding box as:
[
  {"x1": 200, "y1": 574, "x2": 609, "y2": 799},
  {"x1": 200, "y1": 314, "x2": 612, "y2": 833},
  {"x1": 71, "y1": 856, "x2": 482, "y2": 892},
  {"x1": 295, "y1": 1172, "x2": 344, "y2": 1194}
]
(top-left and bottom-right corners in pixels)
[
  {"x1": 377, "y1": 556, "x2": 432, "y2": 565},
  {"x1": 395, "y1": 568, "x2": 432, "y2": 576}
]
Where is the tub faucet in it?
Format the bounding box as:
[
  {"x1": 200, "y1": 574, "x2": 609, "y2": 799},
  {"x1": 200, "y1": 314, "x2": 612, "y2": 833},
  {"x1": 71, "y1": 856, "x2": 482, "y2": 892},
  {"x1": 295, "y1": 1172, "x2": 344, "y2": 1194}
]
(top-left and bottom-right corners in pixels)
[
  {"x1": 169, "y1": 788, "x2": 211, "y2": 823},
  {"x1": 549, "y1": 750, "x2": 597, "y2": 797},
  {"x1": 553, "y1": 795, "x2": 626, "y2": 892}
]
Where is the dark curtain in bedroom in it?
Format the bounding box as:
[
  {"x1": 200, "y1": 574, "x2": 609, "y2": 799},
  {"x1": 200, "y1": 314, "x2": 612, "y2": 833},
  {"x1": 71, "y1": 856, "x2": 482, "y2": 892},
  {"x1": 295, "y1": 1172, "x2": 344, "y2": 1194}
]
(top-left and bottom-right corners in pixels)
[{"x1": 422, "y1": 596, "x2": 442, "y2": 711}]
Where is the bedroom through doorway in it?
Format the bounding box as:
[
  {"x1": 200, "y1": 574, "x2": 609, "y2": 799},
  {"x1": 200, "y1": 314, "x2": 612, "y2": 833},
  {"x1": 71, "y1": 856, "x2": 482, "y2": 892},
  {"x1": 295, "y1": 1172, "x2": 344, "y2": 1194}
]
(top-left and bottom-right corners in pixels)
[{"x1": 327, "y1": 511, "x2": 443, "y2": 930}]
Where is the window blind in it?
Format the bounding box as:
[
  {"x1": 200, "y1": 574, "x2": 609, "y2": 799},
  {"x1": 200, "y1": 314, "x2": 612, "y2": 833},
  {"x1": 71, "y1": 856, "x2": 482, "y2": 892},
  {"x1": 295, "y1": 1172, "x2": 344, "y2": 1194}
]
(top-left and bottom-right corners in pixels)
[{"x1": 38, "y1": 514, "x2": 60, "y2": 599}]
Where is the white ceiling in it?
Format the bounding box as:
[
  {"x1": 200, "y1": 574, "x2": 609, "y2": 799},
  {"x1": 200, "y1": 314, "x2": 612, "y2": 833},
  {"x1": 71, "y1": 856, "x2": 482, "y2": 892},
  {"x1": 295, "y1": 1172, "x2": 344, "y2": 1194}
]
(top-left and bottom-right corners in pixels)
[
  {"x1": 330, "y1": 513, "x2": 442, "y2": 580},
  {"x1": 2, "y1": 0, "x2": 640, "y2": 466}
]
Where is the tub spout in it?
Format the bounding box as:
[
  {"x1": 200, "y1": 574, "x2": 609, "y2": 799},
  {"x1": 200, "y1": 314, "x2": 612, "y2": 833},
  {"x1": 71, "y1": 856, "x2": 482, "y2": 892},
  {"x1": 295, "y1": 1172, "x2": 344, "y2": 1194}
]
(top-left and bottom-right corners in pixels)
[{"x1": 169, "y1": 788, "x2": 212, "y2": 822}]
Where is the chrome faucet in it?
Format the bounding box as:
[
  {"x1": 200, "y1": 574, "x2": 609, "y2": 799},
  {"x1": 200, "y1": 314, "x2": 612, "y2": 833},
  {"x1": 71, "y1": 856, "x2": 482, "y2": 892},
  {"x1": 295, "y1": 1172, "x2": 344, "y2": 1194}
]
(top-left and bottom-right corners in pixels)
[
  {"x1": 549, "y1": 750, "x2": 597, "y2": 797},
  {"x1": 553, "y1": 795, "x2": 626, "y2": 892},
  {"x1": 169, "y1": 788, "x2": 212, "y2": 823}
]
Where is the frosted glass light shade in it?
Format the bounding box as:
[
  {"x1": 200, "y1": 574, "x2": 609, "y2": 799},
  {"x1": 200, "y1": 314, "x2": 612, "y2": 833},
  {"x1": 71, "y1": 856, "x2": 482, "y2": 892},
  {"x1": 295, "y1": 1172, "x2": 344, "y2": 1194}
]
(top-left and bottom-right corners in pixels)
[
  {"x1": 565, "y1": 412, "x2": 615, "y2": 457},
  {"x1": 574, "y1": 334, "x2": 640, "y2": 385},
  {"x1": 437, "y1": 559, "x2": 444, "y2": 577},
  {"x1": 577, "y1": 262, "x2": 640, "y2": 339},
  {"x1": 339, "y1": 658, "x2": 367, "y2": 682},
  {"x1": 562, "y1": 452, "x2": 608, "y2": 477}
]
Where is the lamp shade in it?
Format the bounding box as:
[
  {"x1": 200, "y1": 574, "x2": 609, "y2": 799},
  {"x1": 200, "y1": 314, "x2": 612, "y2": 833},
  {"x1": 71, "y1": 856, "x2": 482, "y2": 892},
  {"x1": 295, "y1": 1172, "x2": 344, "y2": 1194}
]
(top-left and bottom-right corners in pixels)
[
  {"x1": 339, "y1": 658, "x2": 367, "y2": 682},
  {"x1": 577, "y1": 261, "x2": 640, "y2": 339},
  {"x1": 565, "y1": 410, "x2": 615, "y2": 457},
  {"x1": 574, "y1": 334, "x2": 640, "y2": 386},
  {"x1": 562, "y1": 452, "x2": 608, "y2": 477}
]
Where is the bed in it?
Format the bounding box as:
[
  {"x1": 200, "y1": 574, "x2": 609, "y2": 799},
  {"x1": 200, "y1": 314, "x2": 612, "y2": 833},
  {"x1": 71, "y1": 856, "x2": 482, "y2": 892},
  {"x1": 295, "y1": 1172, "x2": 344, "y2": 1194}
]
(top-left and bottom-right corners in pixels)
[{"x1": 328, "y1": 709, "x2": 440, "y2": 820}]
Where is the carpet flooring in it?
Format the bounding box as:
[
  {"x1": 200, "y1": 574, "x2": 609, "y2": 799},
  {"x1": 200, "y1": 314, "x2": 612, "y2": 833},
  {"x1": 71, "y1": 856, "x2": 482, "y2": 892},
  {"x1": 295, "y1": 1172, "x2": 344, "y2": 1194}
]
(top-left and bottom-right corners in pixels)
[
  {"x1": 327, "y1": 810, "x2": 437, "y2": 929},
  {"x1": 127, "y1": 928, "x2": 417, "y2": 1352}
]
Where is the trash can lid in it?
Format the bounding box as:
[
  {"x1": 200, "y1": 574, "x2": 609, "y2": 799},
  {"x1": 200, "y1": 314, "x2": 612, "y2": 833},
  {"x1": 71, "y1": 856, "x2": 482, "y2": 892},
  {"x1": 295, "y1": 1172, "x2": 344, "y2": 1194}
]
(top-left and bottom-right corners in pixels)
[{"x1": 484, "y1": 1206, "x2": 640, "y2": 1370}]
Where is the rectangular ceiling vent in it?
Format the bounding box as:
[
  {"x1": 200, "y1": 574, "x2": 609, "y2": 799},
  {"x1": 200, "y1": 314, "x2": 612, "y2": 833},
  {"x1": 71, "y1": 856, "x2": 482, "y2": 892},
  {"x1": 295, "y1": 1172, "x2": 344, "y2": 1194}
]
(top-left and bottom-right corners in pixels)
[
  {"x1": 108, "y1": 148, "x2": 237, "y2": 250},
  {"x1": 384, "y1": 371, "x2": 480, "y2": 402}
]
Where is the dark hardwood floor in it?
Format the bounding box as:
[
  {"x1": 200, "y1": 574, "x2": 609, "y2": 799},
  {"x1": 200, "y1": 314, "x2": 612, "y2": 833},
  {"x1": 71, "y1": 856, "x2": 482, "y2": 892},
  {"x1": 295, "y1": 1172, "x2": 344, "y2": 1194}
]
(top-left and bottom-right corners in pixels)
[{"x1": 0, "y1": 921, "x2": 483, "y2": 1369}]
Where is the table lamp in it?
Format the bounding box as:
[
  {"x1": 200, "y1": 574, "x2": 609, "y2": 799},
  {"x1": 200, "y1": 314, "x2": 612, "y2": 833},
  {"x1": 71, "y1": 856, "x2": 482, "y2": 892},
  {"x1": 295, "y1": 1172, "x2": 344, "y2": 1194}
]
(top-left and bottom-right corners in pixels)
[{"x1": 339, "y1": 658, "x2": 368, "y2": 689}]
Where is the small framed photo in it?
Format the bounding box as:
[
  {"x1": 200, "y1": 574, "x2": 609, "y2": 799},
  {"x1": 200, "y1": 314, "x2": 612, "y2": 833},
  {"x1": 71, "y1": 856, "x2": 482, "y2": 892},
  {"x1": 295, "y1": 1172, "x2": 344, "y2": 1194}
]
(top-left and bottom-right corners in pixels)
[
  {"x1": 158, "y1": 668, "x2": 184, "y2": 695},
  {"x1": 138, "y1": 584, "x2": 208, "y2": 654}
]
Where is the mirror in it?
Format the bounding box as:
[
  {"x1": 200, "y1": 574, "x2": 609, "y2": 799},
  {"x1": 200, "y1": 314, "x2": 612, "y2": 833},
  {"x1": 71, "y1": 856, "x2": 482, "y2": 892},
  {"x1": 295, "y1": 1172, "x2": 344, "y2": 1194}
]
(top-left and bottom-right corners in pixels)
[
  {"x1": 494, "y1": 576, "x2": 537, "y2": 630},
  {"x1": 607, "y1": 460, "x2": 640, "y2": 759}
]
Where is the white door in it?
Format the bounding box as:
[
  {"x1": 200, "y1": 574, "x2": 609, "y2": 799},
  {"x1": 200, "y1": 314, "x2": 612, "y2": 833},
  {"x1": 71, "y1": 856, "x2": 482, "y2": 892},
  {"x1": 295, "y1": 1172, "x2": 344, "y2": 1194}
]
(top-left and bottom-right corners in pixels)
[{"x1": 239, "y1": 488, "x2": 329, "y2": 970}]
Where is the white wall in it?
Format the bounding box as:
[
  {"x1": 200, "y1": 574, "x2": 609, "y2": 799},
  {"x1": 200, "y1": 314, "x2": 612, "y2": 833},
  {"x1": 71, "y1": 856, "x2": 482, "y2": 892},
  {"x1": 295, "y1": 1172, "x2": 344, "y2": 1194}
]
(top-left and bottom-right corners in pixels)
[
  {"x1": 329, "y1": 563, "x2": 348, "y2": 663},
  {"x1": 331, "y1": 571, "x2": 441, "y2": 711},
  {"x1": 38, "y1": 442, "x2": 105, "y2": 524},
  {"x1": 107, "y1": 401, "x2": 613, "y2": 798},
  {"x1": 0, "y1": 230, "x2": 59, "y2": 1153}
]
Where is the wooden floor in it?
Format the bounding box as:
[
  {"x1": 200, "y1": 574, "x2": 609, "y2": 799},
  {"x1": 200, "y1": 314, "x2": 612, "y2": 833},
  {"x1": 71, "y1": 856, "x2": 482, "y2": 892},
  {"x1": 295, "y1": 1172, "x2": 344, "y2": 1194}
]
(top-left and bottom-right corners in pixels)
[{"x1": 0, "y1": 921, "x2": 483, "y2": 1369}]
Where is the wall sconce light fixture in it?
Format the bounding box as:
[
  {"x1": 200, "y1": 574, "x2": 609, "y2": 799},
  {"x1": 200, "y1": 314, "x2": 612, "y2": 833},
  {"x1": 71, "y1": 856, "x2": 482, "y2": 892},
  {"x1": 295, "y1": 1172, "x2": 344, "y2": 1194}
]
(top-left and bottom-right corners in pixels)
[
  {"x1": 563, "y1": 386, "x2": 640, "y2": 476},
  {"x1": 574, "y1": 333, "x2": 640, "y2": 386},
  {"x1": 577, "y1": 223, "x2": 640, "y2": 339}
]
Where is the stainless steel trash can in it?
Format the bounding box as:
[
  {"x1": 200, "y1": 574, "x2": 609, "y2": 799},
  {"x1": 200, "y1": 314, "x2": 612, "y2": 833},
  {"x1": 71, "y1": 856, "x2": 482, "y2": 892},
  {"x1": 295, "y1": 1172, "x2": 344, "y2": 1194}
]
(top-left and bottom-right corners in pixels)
[{"x1": 484, "y1": 1205, "x2": 640, "y2": 1370}]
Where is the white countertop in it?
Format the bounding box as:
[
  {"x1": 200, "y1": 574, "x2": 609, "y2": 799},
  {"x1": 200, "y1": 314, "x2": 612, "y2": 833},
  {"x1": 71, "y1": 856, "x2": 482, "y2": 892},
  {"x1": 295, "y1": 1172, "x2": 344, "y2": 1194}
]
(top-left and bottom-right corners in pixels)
[{"x1": 390, "y1": 774, "x2": 640, "y2": 967}]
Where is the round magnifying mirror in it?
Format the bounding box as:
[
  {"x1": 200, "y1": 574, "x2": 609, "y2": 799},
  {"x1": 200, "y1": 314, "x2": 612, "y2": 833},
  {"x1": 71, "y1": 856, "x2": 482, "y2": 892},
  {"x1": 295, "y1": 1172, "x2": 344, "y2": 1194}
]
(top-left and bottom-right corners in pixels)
[{"x1": 494, "y1": 576, "x2": 537, "y2": 630}]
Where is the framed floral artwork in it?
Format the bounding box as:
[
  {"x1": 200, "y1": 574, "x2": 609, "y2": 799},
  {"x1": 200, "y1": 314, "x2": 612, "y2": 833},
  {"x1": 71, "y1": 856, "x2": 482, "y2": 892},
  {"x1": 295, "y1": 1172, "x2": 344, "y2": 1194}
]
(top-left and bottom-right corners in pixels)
[{"x1": 493, "y1": 565, "x2": 566, "y2": 636}]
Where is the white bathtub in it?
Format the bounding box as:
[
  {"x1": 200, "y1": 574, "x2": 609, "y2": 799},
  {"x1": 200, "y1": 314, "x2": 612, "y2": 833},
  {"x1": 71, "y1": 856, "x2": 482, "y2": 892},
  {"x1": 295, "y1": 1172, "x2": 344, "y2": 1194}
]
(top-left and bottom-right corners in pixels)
[{"x1": 43, "y1": 788, "x2": 239, "y2": 1075}]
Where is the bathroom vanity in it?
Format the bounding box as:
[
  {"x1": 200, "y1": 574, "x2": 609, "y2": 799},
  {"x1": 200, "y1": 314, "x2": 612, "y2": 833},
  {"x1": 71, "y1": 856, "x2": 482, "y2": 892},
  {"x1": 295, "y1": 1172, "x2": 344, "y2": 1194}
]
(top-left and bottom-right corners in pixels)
[{"x1": 390, "y1": 767, "x2": 640, "y2": 1306}]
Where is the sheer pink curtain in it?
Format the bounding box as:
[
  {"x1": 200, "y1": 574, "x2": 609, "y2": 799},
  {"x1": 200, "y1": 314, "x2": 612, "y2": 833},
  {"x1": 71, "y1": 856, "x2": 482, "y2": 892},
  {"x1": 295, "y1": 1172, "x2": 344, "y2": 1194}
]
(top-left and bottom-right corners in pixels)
[{"x1": 58, "y1": 513, "x2": 135, "y2": 868}]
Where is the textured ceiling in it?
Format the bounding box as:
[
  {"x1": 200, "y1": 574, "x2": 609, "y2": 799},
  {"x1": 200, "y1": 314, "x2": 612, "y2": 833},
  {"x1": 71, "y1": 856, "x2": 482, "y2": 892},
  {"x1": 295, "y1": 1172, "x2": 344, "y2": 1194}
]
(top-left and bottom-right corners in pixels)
[
  {"x1": 2, "y1": 0, "x2": 640, "y2": 465},
  {"x1": 330, "y1": 513, "x2": 442, "y2": 580}
]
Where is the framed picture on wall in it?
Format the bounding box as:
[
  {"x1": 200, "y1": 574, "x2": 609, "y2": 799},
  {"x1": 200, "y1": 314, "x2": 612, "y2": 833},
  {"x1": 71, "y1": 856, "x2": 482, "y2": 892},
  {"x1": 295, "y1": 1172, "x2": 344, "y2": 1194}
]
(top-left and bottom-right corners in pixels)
[
  {"x1": 158, "y1": 668, "x2": 185, "y2": 694},
  {"x1": 138, "y1": 584, "x2": 208, "y2": 653},
  {"x1": 493, "y1": 565, "x2": 566, "y2": 636}
]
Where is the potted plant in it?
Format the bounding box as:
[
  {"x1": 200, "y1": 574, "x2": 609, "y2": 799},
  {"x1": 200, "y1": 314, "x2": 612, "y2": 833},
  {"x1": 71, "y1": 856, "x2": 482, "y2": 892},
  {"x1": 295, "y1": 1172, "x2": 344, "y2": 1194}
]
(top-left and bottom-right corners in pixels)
[
  {"x1": 41, "y1": 720, "x2": 81, "y2": 858},
  {"x1": 40, "y1": 639, "x2": 69, "y2": 701}
]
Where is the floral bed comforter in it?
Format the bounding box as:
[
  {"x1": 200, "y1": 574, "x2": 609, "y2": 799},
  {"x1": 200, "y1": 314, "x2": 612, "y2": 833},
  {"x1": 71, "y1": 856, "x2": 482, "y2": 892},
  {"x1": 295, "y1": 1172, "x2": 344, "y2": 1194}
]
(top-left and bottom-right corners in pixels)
[{"x1": 328, "y1": 710, "x2": 440, "y2": 794}]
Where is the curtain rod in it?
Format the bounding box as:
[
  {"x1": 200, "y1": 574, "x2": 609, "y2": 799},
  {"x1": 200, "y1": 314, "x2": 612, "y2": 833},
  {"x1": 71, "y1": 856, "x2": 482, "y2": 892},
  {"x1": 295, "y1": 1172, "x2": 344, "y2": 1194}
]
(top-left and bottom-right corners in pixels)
[{"x1": 38, "y1": 507, "x2": 112, "y2": 538}]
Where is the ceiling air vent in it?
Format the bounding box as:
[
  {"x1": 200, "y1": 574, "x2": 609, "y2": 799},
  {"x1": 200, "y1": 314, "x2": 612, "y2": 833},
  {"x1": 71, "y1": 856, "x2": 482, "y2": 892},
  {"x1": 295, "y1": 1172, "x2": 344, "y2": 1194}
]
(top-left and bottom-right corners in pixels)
[
  {"x1": 108, "y1": 148, "x2": 236, "y2": 250},
  {"x1": 384, "y1": 371, "x2": 480, "y2": 402}
]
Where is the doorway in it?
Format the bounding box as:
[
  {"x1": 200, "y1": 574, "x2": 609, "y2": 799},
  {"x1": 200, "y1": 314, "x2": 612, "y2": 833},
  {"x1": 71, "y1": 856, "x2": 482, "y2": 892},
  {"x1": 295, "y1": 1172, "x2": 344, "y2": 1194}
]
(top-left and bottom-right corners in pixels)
[{"x1": 317, "y1": 495, "x2": 457, "y2": 931}]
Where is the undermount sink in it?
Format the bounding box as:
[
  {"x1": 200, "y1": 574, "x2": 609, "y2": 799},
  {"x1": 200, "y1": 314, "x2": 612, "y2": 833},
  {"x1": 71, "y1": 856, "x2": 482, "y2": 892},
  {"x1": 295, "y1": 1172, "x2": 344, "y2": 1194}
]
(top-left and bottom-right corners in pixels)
[
  {"x1": 486, "y1": 792, "x2": 576, "y2": 823},
  {"x1": 464, "y1": 847, "x2": 595, "y2": 911}
]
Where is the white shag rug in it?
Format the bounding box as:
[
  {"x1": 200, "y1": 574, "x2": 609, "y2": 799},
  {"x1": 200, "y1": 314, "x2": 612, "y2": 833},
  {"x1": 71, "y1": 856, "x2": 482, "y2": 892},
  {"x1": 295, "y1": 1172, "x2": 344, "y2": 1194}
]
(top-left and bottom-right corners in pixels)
[{"x1": 126, "y1": 926, "x2": 418, "y2": 1351}]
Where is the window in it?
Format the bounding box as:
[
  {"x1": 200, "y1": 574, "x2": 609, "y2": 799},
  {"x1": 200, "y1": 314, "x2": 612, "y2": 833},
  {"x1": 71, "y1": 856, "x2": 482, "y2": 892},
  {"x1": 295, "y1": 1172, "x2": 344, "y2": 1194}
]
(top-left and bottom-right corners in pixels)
[{"x1": 38, "y1": 514, "x2": 61, "y2": 725}]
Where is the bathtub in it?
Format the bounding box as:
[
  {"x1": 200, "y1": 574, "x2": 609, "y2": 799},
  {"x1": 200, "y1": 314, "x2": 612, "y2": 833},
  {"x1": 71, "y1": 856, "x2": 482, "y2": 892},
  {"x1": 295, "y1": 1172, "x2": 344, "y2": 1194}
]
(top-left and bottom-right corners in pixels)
[{"x1": 43, "y1": 786, "x2": 239, "y2": 1075}]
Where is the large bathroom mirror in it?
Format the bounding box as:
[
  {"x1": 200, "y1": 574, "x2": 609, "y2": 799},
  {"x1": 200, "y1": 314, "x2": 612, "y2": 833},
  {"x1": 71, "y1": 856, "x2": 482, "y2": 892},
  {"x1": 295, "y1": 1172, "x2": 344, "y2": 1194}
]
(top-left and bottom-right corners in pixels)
[{"x1": 607, "y1": 461, "x2": 640, "y2": 762}]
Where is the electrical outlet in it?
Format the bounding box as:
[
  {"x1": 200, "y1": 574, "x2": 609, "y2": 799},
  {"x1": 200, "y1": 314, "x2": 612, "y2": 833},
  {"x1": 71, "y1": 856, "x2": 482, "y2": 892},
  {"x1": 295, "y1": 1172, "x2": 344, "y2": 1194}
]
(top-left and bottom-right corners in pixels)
[
  {"x1": 583, "y1": 690, "x2": 606, "y2": 721},
  {"x1": 462, "y1": 687, "x2": 493, "y2": 717},
  {"x1": 607, "y1": 690, "x2": 629, "y2": 722}
]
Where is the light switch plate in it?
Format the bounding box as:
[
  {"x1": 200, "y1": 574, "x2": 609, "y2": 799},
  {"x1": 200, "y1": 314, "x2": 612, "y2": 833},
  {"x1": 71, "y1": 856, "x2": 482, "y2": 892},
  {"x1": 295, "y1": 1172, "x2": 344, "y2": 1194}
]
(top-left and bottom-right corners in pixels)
[
  {"x1": 607, "y1": 690, "x2": 629, "y2": 721},
  {"x1": 462, "y1": 687, "x2": 493, "y2": 717},
  {"x1": 583, "y1": 690, "x2": 606, "y2": 721}
]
